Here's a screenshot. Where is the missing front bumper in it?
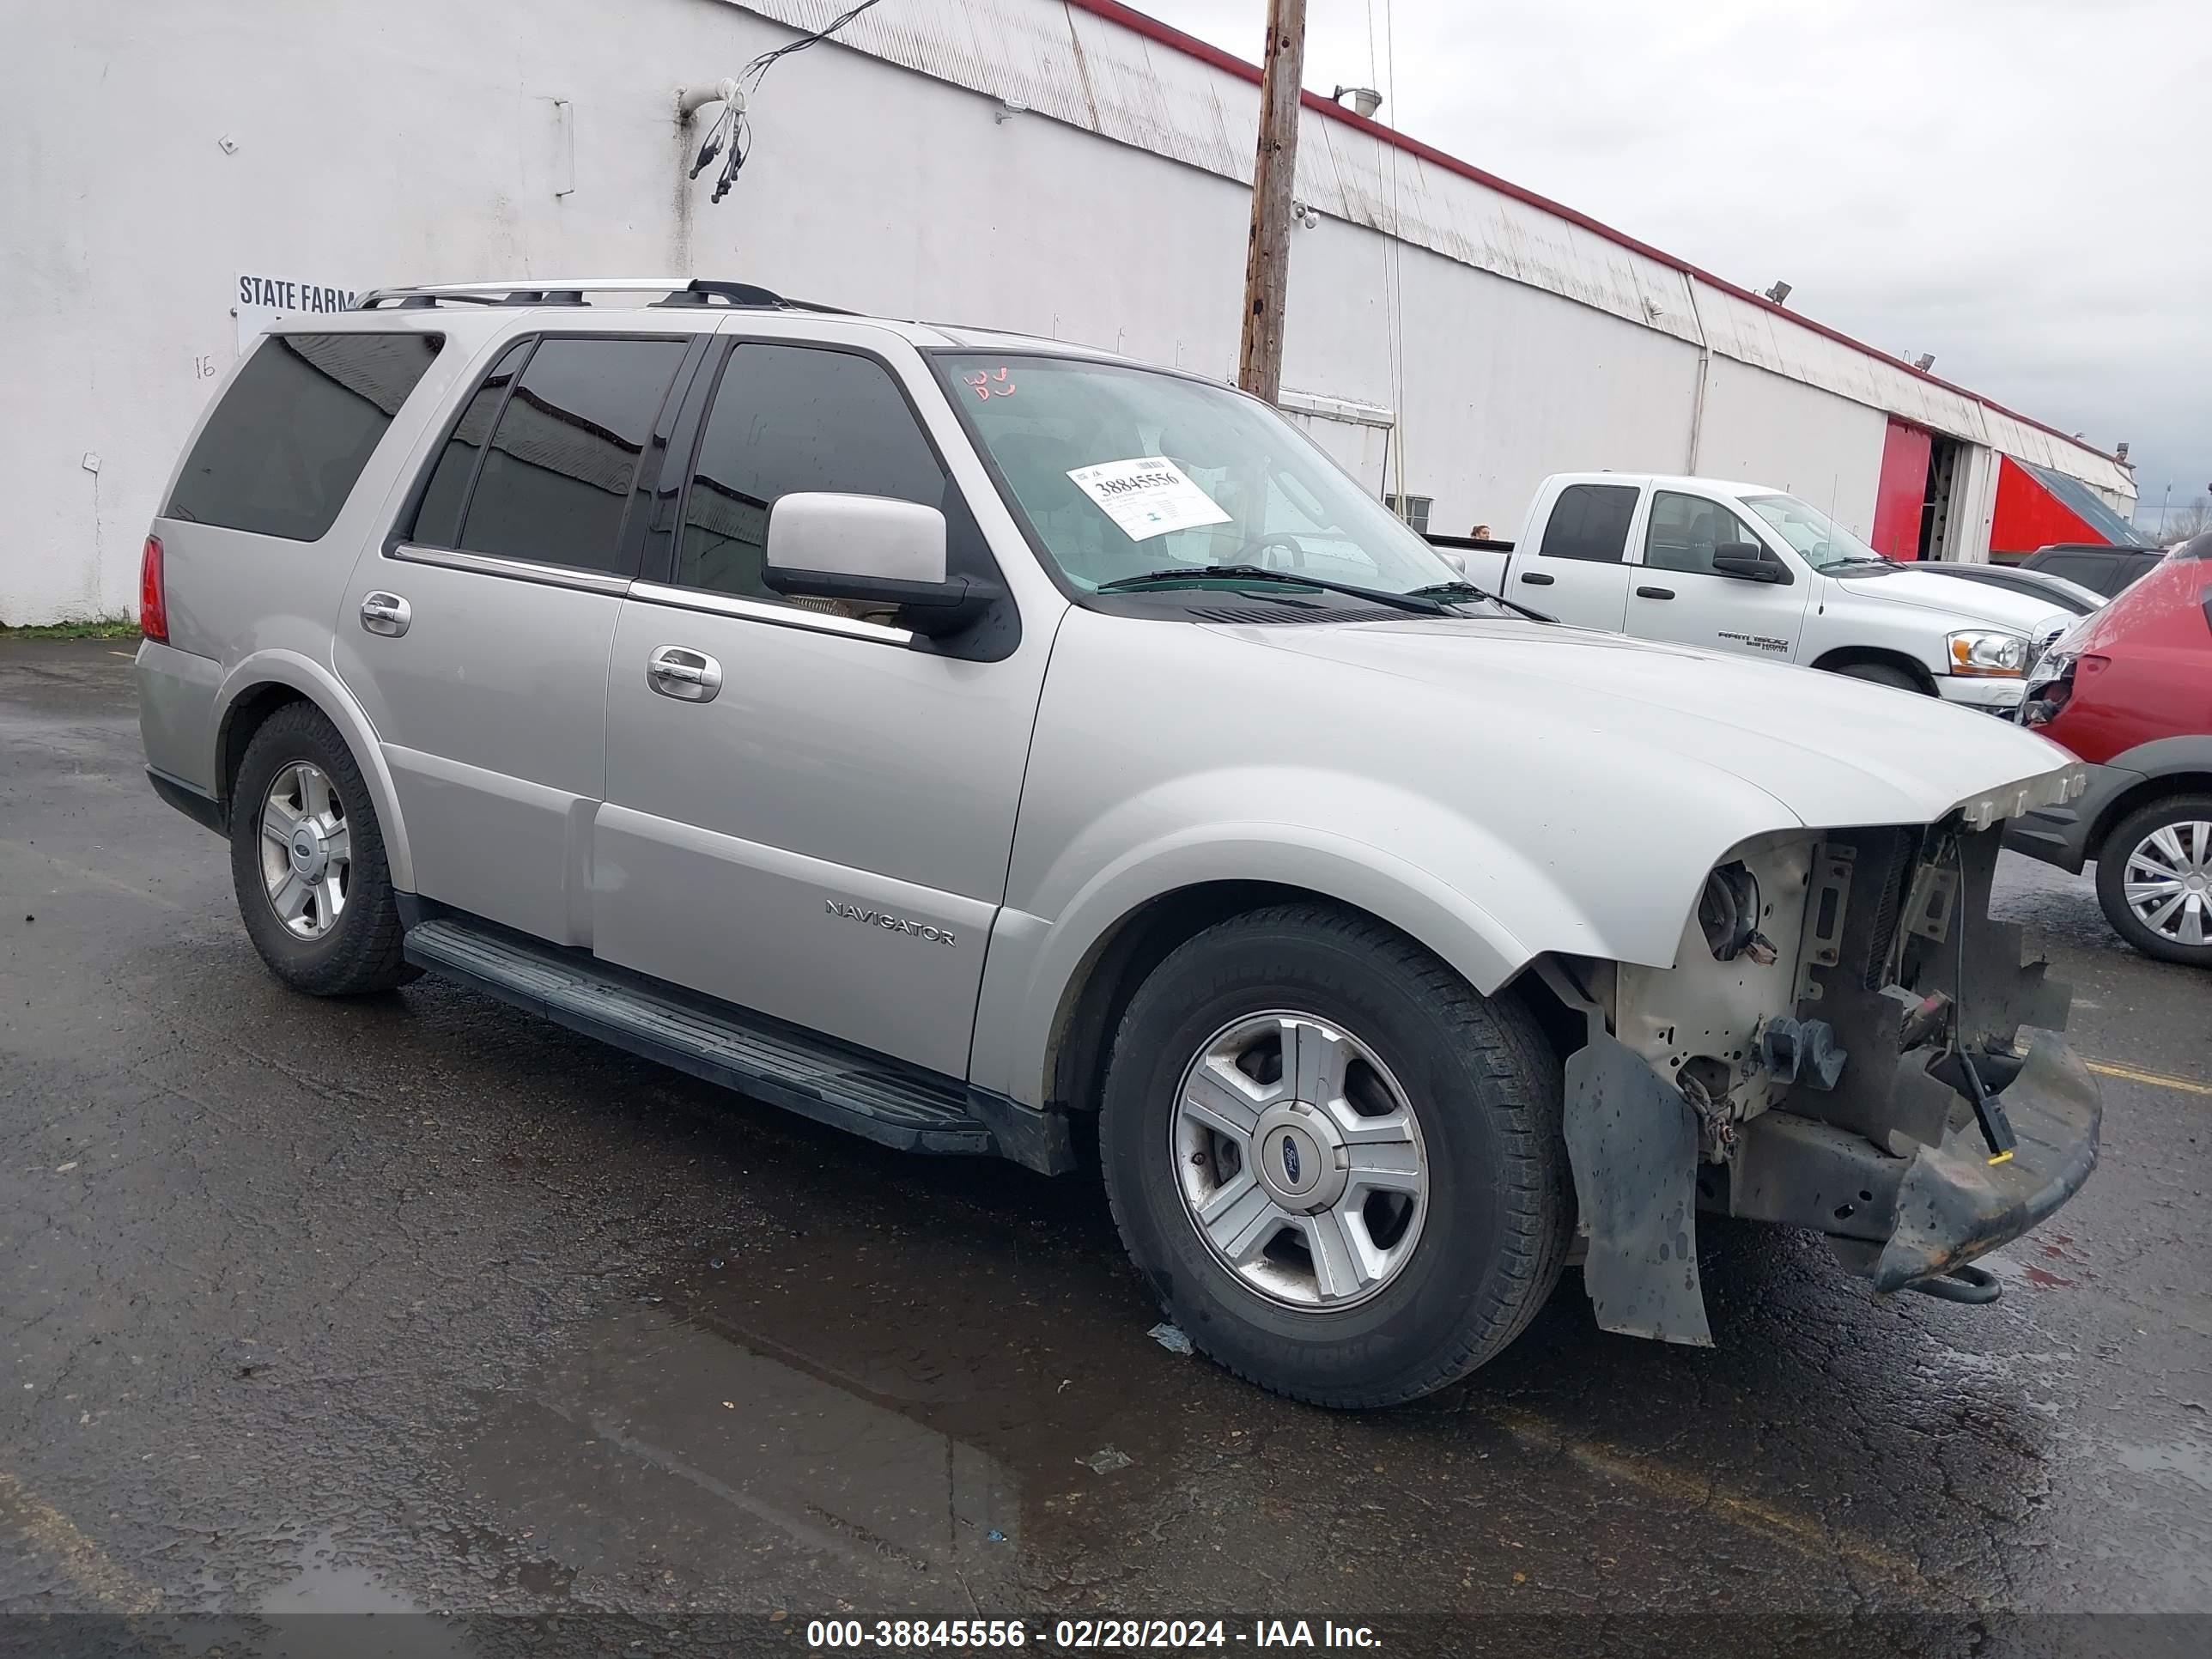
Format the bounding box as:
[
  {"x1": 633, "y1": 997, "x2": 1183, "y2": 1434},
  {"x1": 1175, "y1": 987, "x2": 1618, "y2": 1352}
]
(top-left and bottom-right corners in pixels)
[{"x1": 1724, "y1": 1028, "x2": 2100, "y2": 1291}]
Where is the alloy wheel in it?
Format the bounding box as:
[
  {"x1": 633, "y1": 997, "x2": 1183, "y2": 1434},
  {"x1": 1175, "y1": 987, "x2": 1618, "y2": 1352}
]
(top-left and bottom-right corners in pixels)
[
  {"x1": 2123, "y1": 819, "x2": 2212, "y2": 948},
  {"x1": 1170, "y1": 1011, "x2": 1428, "y2": 1310},
  {"x1": 257, "y1": 762, "x2": 350, "y2": 939}
]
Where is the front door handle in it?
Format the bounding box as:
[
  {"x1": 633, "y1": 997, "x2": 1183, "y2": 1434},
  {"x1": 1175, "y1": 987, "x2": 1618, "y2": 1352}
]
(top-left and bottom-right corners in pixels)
[
  {"x1": 1519, "y1": 571, "x2": 1555, "y2": 586},
  {"x1": 1637, "y1": 586, "x2": 1676, "y2": 600},
  {"x1": 647, "y1": 645, "x2": 723, "y2": 702},
  {"x1": 360, "y1": 592, "x2": 410, "y2": 636}
]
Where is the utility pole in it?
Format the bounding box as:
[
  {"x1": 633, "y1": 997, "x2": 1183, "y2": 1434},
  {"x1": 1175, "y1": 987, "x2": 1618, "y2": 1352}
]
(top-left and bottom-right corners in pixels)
[{"x1": 1237, "y1": 0, "x2": 1308, "y2": 405}]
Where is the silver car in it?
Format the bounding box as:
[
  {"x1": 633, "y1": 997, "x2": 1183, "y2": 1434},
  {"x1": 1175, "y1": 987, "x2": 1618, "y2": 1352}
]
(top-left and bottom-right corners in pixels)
[{"x1": 137, "y1": 278, "x2": 2100, "y2": 1407}]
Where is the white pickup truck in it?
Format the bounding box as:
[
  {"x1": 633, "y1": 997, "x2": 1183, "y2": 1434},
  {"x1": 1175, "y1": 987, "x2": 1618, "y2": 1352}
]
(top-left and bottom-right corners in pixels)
[{"x1": 1453, "y1": 474, "x2": 2074, "y2": 714}]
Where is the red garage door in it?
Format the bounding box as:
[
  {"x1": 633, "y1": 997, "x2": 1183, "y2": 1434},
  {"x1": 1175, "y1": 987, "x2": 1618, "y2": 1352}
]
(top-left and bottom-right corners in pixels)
[{"x1": 1871, "y1": 419, "x2": 1931, "y2": 560}]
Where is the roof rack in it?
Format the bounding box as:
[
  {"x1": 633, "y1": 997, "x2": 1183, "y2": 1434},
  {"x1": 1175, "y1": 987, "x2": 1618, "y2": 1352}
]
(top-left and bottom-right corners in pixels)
[{"x1": 354, "y1": 278, "x2": 856, "y2": 315}]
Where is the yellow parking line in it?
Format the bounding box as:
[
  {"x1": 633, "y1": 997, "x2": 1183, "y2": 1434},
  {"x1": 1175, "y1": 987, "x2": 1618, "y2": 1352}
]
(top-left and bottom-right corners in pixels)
[
  {"x1": 0, "y1": 1470, "x2": 160, "y2": 1613},
  {"x1": 2087, "y1": 1060, "x2": 2212, "y2": 1097},
  {"x1": 1480, "y1": 1405, "x2": 1930, "y2": 1591}
]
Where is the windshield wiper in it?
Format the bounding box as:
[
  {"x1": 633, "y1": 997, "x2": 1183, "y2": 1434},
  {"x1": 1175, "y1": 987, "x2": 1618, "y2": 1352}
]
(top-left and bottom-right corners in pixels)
[
  {"x1": 1097, "y1": 564, "x2": 1449, "y2": 616},
  {"x1": 1407, "y1": 579, "x2": 1555, "y2": 623}
]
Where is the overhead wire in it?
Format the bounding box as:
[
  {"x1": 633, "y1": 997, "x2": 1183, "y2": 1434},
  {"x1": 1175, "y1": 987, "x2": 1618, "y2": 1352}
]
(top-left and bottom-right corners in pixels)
[
  {"x1": 696, "y1": 0, "x2": 889, "y2": 205},
  {"x1": 742, "y1": 0, "x2": 889, "y2": 90}
]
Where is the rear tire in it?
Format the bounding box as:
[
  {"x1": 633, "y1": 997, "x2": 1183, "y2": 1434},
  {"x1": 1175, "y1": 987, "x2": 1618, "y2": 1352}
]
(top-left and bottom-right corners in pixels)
[
  {"x1": 1832, "y1": 661, "x2": 1924, "y2": 694},
  {"x1": 229, "y1": 702, "x2": 417, "y2": 996},
  {"x1": 1099, "y1": 902, "x2": 1571, "y2": 1407},
  {"x1": 2095, "y1": 794, "x2": 2212, "y2": 967}
]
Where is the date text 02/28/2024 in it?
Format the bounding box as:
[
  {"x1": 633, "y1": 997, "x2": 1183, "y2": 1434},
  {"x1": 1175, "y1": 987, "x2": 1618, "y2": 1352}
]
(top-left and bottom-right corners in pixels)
[{"x1": 805, "y1": 1620, "x2": 1383, "y2": 1650}]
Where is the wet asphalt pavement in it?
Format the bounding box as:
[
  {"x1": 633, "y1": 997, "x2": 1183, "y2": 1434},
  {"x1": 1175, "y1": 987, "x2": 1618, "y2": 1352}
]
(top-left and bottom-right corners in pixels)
[{"x1": 1, "y1": 637, "x2": 2207, "y2": 1657}]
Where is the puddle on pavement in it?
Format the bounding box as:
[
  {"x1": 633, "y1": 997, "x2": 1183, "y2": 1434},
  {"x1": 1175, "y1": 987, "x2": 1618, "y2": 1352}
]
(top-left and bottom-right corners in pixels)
[
  {"x1": 258, "y1": 1530, "x2": 423, "y2": 1614},
  {"x1": 2112, "y1": 1437, "x2": 2212, "y2": 1494},
  {"x1": 220, "y1": 1529, "x2": 484, "y2": 1657},
  {"x1": 449, "y1": 1176, "x2": 1226, "y2": 1601}
]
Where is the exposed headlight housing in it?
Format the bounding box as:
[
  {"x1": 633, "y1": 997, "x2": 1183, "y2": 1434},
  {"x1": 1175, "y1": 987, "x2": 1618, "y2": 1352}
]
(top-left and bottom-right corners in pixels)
[{"x1": 1947, "y1": 629, "x2": 2031, "y2": 677}]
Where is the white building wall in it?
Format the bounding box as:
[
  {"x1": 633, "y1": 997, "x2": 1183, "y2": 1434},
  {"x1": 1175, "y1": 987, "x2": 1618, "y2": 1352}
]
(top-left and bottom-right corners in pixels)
[
  {"x1": 1692, "y1": 358, "x2": 1891, "y2": 538},
  {"x1": 0, "y1": 0, "x2": 2130, "y2": 622}
]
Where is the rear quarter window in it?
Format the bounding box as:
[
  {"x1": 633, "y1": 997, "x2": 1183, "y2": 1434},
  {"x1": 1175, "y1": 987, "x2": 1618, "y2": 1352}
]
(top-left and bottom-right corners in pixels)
[
  {"x1": 167, "y1": 332, "x2": 444, "y2": 541},
  {"x1": 1538, "y1": 483, "x2": 1638, "y2": 563}
]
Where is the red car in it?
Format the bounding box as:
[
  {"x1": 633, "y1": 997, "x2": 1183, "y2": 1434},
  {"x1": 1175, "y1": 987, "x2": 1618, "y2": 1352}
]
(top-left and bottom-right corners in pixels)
[{"x1": 2007, "y1": 532, "x2": 2212, "y2": 964}]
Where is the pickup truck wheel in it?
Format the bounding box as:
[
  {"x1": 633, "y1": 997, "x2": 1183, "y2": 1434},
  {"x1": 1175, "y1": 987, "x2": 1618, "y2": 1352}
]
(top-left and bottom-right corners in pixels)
[
  {"x1": 2095, "y1": 795, "x2": 2212, "y2": 966},
  {"x1": 229, "y1": 702, "x2": 417, "y2": 996},
  {"x1": 1100, "y1": 903, "x2": 1571, "y2": 1407}
]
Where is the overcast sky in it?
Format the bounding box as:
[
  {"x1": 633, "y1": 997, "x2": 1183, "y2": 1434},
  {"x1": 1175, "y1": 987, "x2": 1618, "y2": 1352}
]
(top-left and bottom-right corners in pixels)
[{"x1": 1142, "y1": 0, "x2": 2209, "y2": 533}]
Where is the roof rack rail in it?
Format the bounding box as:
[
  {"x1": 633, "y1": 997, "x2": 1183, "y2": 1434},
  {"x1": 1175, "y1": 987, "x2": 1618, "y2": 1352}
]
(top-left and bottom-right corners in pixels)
[
  {"x1": 653, "y1": 279, "x2": 858, "y2": 314},
  {"x1": 355, "y1": 278, "x2": 856, "y2": 315}
]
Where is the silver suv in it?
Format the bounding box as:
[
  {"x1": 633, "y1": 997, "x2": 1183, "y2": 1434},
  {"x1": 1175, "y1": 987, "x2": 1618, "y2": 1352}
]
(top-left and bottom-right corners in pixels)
[{"x1": 138, "y1": 279, "x2": 2100, "y2": 1406}]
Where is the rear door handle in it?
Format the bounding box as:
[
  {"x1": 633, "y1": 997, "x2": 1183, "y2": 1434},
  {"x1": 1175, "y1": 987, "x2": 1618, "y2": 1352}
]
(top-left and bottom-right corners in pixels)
[
  {"x1": 359, "y1": 592, "x2": 410, "y2": 636},
  {"x1": 1637, "y1": 586, "x2": 1675, "y2": 600},
  {"x1": 1519, "y1": 572, "x2": 1555, "y2": 586},
  {"x1": 647, "y1": 645, "x2": 723, "y2": 702}
]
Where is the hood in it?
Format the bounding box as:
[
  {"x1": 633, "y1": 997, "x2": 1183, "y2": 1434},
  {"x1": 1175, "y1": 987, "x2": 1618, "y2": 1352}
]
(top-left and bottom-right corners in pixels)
[
  {"x1": 1228, "y1": 615, "x2": 2081, "y2": 831},
  {"x1": 1841, "y1": 565, "x2": 2072, "y2": 635}
]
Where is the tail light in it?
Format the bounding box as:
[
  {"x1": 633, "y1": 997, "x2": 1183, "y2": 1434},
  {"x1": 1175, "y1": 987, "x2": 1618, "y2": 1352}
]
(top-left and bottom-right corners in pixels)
[{"x1": 139, "y1": 535, "x2": 167, "y2": 643}]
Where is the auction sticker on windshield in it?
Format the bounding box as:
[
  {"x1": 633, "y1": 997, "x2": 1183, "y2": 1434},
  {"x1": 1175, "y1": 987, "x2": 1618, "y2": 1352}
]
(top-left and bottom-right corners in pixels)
[{"x1": 1067, "y1": 457, "x2": 1232, "y2": 542}]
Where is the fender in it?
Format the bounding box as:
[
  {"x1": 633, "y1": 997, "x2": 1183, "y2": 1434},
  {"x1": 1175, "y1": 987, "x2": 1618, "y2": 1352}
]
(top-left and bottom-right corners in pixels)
[
  {"x1": 211, "y1": 649, "x2": 414, "y2": 892},
  {"x1": 969, "y1": 819, "x2": 1643, "y2": 1109}
]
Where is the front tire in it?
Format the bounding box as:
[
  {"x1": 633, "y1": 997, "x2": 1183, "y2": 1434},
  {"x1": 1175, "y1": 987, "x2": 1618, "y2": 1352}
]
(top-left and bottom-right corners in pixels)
[
  {"x1": 1099, "y1": 903, "x2": 1571, "y2": 1407},
  {"x1": 2096, "y1": 795, "x2": 2212, "y2": 967},
  {"x1": 229, "y1": 702, "x2": 417, "y2": 995}
]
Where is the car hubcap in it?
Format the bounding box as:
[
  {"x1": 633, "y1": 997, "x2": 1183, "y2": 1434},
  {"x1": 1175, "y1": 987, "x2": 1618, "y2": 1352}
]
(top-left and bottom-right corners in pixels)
[
  {"x1": 258, "y1": 762, "x2": 350, "y2": 939},
  {"x1": 1171, "y1": 1012, "x2": 1428, "y2": 1310},
  {"x1": 2123, "y1": 820, "x2": 2212, "y2": 947}
]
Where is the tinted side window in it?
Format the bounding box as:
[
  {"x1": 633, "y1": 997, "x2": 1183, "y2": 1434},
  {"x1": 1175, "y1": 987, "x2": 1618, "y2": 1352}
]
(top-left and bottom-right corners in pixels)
[
  {"x1": 1644, "y1": 491, "x2": 1765, "y2": 576},
  {"x1": 456, "y1": 337, "x2": 690, "y2": 574},
  {"x1": 167, "y1": 332, "x2": 443, "y2": 541},
  {"x1": 1537, "y1": 483, "x2": 1638, "y2": 563},
  {"x1": 410, "y1": 339, "x2": 533, "y2": 548},
  {"x1": 677, "y1": 345, "x2": 950, "y2": 601}
]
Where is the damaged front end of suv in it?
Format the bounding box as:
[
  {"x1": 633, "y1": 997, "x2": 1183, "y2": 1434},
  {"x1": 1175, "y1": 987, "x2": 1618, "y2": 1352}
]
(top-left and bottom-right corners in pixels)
[{"x1": 1547, "y1": 769, "x2": 2102, "y2": 1344}]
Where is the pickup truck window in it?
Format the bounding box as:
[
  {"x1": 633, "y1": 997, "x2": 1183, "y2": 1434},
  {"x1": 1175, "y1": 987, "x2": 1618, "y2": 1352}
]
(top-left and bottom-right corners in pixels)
[
  {"x1": 1644, "y1": 491, "x2": 1767, "y2": 576},
  {"x1": 1741, "y1": 493, "x2": 1892, "y2": 573},
  {"x1": 1536, "y1": 483, "x2": 1638, "y2": 563},
  {"x1": 940, "y1": 353, "x2": 1455, "y2": 601},
  {"x1": 676, "y1": 344, "x2": 952, "y2": 605}
]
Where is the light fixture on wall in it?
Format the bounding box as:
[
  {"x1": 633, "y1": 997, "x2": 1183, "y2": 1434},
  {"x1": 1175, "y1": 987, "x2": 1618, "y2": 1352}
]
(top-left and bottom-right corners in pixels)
[
  {"x1": 1289, "y1": 198, "x2": 1320, "y2": 229},
  {"x1": 1332, "y1": 85, "x2": 1382, "y2": 118},
  {"x1": 1914, "y1": 353, "x2": 1936, "y2": 371},
  {"x1": 1762, "y1": 280, "x2": 1792, "y2": 304}
]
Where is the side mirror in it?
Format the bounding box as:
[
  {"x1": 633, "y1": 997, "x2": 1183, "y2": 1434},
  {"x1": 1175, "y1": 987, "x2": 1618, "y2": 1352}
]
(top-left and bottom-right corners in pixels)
[
  {"x1": 1438, "y1": 550, "x2": 1468, "y2": 576},
  {"x1": 1711, "y1": 542, "x2": 1791, "y2": 584},
  {"x1": 763, "y1": 492, "x2": 994, "y2": 637}
]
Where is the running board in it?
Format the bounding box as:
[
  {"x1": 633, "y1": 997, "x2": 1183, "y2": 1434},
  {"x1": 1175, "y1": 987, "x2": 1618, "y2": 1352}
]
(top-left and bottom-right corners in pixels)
[{"x1": 404, "y1": 917, "x2": 1000, "y2": 1158}]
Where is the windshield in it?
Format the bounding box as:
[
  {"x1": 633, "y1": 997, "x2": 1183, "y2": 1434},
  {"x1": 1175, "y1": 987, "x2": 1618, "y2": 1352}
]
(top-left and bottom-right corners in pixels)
[
  {"x1": 1741, "y1": 493, "x2": 1891, "y2": 571},
  {"x1": 939, "y1": 354, "x2": 1459, "y2": 599}
]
